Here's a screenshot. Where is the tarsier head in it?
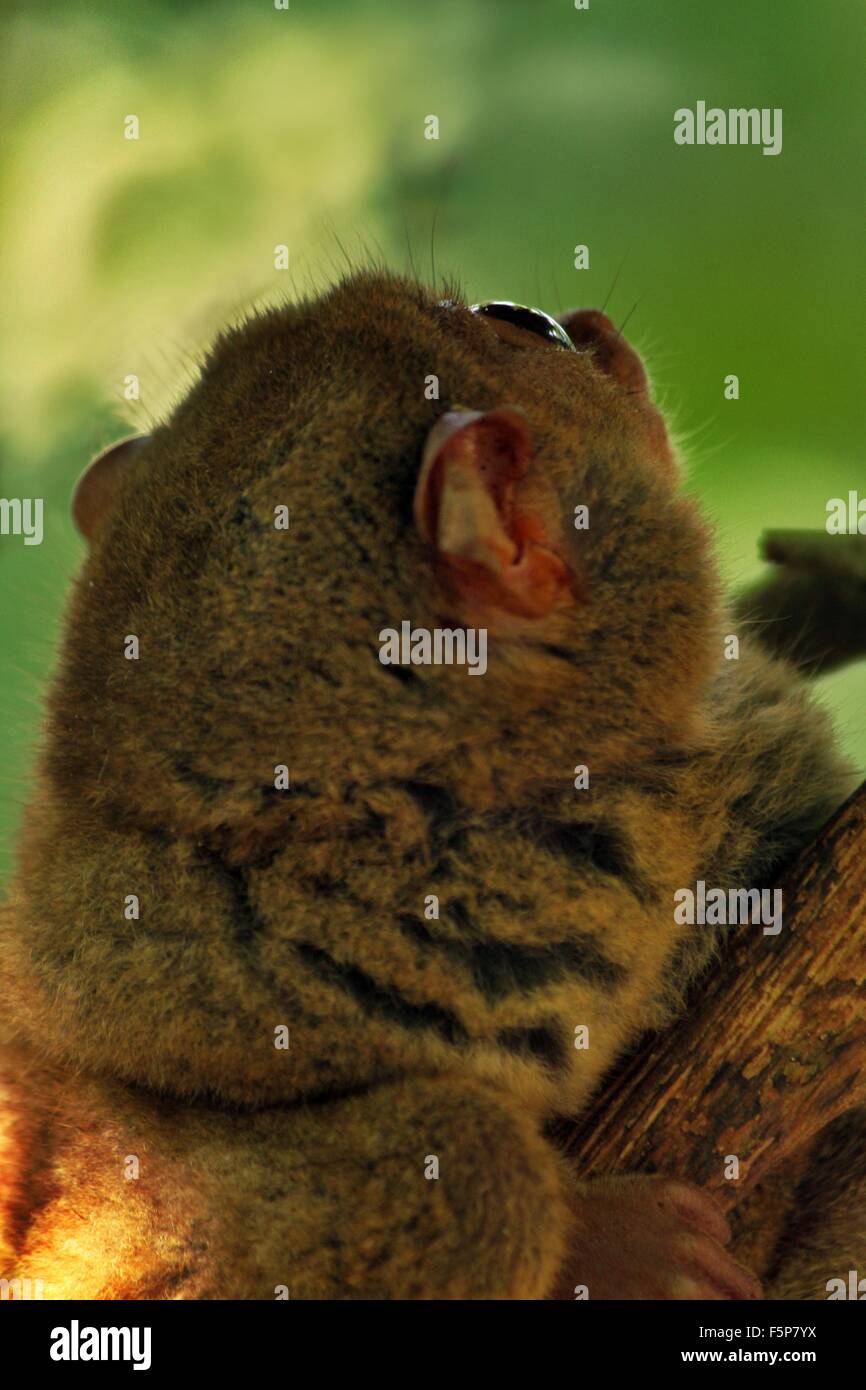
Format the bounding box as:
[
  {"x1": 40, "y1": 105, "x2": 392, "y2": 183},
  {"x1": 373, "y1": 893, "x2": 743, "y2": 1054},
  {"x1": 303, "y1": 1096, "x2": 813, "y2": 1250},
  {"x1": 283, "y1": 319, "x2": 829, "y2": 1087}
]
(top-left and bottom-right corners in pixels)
[{"x1": 58, "y1": 271, "x2": 719, "y2": 864}]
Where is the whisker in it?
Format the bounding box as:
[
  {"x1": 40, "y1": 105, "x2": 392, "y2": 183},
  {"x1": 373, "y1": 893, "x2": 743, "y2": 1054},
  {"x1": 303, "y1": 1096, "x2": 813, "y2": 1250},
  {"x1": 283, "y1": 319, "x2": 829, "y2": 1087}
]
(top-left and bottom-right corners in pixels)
[
  {"x1": 403, "y1": 219, "x2": 421, "y2": 288},
  {"x1": 616, "y1": 295, "x2": 643, "y2": 340},
  {"x1": 601, "y1": 246, "x2": 632, "y2": 315},
  {"x1": 430, "y1": 203, "x2": 439, "y2": 288},
  {"x1": 547, "y1": 233, "x2": 562, "y2": 313}
]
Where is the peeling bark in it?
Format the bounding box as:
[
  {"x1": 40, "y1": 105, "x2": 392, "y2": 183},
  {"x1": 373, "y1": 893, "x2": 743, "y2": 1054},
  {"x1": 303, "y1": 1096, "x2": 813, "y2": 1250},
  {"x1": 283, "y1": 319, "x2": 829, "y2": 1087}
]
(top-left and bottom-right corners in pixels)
[{"x1": 563, "y1": 780, "x2": 866, "y2": 1211}]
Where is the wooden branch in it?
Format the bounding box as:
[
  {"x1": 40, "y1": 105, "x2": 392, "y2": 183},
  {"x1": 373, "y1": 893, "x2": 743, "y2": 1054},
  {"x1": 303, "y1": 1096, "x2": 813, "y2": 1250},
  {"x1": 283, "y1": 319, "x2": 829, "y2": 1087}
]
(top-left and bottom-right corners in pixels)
[{"x1": 562, "y1": 781, "x2": 866, "y2": 1211}]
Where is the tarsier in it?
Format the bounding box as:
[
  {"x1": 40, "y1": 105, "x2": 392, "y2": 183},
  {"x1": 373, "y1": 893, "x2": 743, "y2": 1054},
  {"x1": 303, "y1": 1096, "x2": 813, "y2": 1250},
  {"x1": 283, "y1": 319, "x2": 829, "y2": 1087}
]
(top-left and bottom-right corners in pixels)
[{"x1": 1, "y1": 270, "x2": 864, "y2": 1299}]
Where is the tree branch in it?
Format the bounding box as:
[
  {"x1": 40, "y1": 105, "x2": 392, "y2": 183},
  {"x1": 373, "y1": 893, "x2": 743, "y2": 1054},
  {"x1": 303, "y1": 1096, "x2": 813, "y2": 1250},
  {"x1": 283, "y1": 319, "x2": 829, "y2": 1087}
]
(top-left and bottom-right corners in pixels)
[{"x1": 562, "y1": 780, "x2": 866, "y2": 1211}]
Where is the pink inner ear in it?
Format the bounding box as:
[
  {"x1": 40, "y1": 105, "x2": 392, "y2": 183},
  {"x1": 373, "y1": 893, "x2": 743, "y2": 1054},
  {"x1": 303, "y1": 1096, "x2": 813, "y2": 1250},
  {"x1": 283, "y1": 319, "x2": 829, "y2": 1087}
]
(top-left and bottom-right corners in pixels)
[
  {"x1": 414, "y1": 408, "x2": 529, "y2": 543},
  {"x1": 72, "y1": 435, "x2": 149, "y2": 542},
  {"x1": 414, "y1": 407, "x2": 576, "y2": 620}
]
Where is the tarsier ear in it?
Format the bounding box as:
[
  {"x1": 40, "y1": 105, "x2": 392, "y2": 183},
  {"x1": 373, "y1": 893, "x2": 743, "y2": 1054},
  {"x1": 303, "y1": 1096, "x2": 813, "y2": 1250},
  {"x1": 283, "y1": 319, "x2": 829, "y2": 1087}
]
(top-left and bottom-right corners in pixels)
[
  {"x1": 414, "y1": 407, "x2": 573, "y2": 619},
  {"x1": 558, "y1": 309, "x2": 677, "y2": 479},
  {"x1": 72, "y1": 435, "x2": 150, "y2": 542}
]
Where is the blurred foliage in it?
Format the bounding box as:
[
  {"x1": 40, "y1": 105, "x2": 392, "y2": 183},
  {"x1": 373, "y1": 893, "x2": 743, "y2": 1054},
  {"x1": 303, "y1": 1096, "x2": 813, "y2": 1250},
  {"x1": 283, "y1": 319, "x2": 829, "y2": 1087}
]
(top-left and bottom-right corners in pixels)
[{"x1": 1, "y1": 0, "x2": 864, "y2": 879}]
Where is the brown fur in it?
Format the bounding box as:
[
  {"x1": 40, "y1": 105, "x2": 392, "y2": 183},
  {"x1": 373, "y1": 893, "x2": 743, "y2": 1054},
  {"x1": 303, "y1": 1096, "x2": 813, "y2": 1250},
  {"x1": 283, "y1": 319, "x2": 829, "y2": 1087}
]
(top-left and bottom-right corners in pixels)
[{"x1": 0, "y1": 270, "x2": 860, "y2": 1298}]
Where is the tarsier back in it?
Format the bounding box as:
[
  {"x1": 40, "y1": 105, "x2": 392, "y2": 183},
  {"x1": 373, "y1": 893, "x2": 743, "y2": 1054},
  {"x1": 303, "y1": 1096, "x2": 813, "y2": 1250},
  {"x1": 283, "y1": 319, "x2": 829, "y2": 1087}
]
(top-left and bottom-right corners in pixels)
[{"x1": 0, "y1": 272, "x2": 859, "y2": 1298}]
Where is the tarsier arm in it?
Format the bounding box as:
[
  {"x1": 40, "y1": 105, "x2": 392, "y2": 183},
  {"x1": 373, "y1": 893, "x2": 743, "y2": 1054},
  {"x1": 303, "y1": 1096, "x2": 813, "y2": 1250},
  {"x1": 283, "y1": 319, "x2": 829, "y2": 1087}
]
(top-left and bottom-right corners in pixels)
[
  {"x1": 4, "y1": 1043, "x2": 768, "y2": 1300},
  {"x1": 734, "y1": 531, "x2": 866, "y2": 676},
  {"x1": 2, "y1": 1058, "x2": 571, "y2": 1299}
]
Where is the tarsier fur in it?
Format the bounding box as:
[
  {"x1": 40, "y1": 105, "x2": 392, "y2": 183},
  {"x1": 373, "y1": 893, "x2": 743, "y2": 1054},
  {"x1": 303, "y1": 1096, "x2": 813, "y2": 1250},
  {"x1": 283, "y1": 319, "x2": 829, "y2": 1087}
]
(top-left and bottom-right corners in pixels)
[{"x1": 0, "y1": 270, "x2": 863, "y2": 1299}]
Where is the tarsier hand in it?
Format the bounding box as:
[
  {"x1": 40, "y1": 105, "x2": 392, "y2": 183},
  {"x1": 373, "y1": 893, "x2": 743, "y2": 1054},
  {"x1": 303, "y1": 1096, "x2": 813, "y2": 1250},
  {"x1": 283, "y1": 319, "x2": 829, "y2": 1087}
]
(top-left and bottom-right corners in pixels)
[{"x1": 553, "y1": 1174, "x2": 763, "y2": 1300}]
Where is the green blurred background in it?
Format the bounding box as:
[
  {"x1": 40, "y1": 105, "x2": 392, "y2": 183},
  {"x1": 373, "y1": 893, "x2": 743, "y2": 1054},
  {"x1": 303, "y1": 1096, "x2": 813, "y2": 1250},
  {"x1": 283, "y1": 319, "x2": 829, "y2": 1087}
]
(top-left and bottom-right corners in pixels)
[{"x1": 1, "y1": 0, "x2": 864, "y2": 882}]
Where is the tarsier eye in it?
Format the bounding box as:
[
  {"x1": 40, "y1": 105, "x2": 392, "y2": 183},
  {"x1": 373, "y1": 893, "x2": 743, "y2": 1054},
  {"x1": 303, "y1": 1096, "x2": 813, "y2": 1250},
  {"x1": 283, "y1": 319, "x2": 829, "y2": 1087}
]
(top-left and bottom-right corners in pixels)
[{"x1": 469, "y1": 301, "x2": 577, "y2": 351}]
